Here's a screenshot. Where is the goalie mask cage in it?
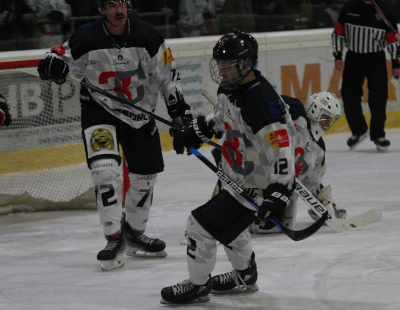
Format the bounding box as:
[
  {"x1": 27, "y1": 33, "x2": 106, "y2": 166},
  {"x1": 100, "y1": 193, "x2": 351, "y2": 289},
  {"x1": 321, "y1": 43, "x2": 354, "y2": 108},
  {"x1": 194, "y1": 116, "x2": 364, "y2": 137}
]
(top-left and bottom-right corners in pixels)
[{"x1": 0, "y1": 50, "x2": 125, "y2": 215}]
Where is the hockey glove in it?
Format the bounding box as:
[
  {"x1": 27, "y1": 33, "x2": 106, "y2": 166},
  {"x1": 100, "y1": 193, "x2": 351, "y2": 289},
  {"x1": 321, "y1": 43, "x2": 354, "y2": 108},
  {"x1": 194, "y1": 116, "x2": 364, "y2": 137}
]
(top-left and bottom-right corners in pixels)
[
  {"x1": 0, "y1": 94, "x2": 12, "y2": 127},
  {"x1": 317, "y1": 185, "x2": 347, "y2": 219},
  {"x1": 38, "y1": 56, "x2": 69, "y2": 85},
  {"x1": 256, "y1": 183, "x2": 293, "y2": 230},
  {"x1": 171, "y1": 115, "x2": 215, "y2": 155}
]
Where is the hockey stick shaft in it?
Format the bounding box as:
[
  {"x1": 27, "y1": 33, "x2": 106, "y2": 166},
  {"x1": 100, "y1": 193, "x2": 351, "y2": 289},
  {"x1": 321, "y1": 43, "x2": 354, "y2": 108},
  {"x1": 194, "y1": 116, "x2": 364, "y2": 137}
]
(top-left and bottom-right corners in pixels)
[
  {"x1": 187, "y1": 146, "x2": 328, "y2": 241},
  {"x1": 370, "y1": 0, "x2": 400, "y2": 42},
  {"x1": 66, "y1": 76, "x2": 222, "y2": 149}
]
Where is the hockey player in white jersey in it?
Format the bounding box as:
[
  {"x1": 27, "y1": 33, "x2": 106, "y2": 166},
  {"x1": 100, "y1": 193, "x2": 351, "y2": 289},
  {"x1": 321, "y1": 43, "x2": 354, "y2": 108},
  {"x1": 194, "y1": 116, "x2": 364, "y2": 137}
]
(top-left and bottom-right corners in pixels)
[
  {"x1": 250, "y1": 91, "x2": 347, "y2": 234},
  {"x1": 160, "y1": 31, "x2": 296, "y2": 304},
  {"x1": 37, "y1": 0, "x2": 192, "y2": 271}
]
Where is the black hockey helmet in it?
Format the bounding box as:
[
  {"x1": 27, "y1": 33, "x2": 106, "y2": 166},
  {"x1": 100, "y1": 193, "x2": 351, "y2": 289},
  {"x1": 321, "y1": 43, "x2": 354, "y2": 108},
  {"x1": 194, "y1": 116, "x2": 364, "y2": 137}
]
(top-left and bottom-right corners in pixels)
[
  {"x1": 97, "y1": 0, "x2": 132, "y2": 15},
  {"x1": 210, "y1": 31, "x2": 258, "y2": 90}
]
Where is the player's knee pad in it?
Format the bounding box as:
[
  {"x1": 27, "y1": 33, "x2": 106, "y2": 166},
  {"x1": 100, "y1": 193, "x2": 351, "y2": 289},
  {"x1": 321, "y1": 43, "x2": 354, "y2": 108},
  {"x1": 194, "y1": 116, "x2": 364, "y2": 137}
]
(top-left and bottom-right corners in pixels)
[{"x1": 90, "y1": 158, "x2": 122, "y2": 209}]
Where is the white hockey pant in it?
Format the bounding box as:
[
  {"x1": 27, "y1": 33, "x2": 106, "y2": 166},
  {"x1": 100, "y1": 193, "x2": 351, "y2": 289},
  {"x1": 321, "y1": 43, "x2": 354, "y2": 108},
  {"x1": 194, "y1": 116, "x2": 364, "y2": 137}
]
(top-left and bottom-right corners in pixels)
[
  {"x1": 124, "y1": 173, "x2": 157, "y2": 232},
  {"x1": 186, "y1": 214, "x2": 253, "y2": 285},
  {"x1": 90, "y1": 158, "x2": 122, "y2": 236}
]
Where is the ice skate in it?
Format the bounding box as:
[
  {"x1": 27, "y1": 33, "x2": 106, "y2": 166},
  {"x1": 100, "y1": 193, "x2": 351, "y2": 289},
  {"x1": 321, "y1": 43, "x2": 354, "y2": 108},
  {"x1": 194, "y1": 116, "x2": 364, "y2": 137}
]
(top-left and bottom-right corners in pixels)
[
  {"x1": 124, "y1": 223, "x2": 167, "y2": 257},
  {"x1": 347, "y1": 131, "x2": 368, "y2": 151},
  {"x1": 97, "y1": 234, "x2": 126, "y2": 271},
  {"x1": 160, "y1": 279, "x2": 211, "y2": 304},
  {"x1": 373, "y1": 137, "x2": 390, "y2": 152},
  {"x1": 211, "y1": 252, "x2": 259, "y2": 294}
]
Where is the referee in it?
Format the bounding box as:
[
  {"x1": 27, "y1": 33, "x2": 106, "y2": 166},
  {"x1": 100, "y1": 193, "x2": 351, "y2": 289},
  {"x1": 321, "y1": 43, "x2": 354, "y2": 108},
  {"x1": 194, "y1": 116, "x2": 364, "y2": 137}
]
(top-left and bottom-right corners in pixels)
[{"x1": 332, "y1": 0, "x2": 400, "y2": 152}]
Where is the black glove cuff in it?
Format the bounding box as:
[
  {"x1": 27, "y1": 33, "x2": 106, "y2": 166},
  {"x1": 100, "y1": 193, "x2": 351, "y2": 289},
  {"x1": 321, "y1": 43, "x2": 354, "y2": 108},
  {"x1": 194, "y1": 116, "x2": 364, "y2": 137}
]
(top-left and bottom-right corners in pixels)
[{"x1": 263, "y1": 183, "x2": 293, "y2": 208}]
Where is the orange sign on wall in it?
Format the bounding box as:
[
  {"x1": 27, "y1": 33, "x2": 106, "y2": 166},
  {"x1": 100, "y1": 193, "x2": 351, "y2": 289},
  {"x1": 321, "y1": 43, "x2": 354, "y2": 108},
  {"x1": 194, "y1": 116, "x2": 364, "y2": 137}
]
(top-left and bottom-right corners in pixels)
[{"x1": 281, "y1": 60, "x2": 396, "y2": 104}]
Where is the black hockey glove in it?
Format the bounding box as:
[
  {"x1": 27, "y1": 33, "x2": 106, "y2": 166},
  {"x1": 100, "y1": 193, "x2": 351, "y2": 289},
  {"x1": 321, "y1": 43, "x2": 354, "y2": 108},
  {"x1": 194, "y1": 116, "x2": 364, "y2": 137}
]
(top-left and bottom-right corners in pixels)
[
  {"x1": 256, "y1": 183, "x2": 293, "y2": 230},
  {"x1": 0, "y1": 94, "x2": 12, "y2": 127},
  {"x1": 171, "y1": 115, "x2": 215, "y2": 155},
  {"x1": 37, "y1": 56, "x2": 69, "y2": 85},
  {"x1": 170, "y1": 103, "x2": 193, "y2": 130}
]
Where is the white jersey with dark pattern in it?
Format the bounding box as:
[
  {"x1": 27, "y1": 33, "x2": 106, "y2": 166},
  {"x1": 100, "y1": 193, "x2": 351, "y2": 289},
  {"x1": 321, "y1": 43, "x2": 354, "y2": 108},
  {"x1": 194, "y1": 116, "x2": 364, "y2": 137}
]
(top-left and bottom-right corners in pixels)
[
  {"x1": 281, "y1": 95, "x2": 326, "y2": 196},
  {"x1": 44, "y1": 18, "x2": 185, "y2": 129},
  {"x1": 207, "y1": 72, "x2": 296, "y2": 210}
]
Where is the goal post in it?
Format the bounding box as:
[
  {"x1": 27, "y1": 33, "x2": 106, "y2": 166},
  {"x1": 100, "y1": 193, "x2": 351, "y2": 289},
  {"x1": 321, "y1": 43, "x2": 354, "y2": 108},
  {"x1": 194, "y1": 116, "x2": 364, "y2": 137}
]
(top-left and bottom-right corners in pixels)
[{"x1": 0, "y1": 51, "x2": 100, "y2": 214}]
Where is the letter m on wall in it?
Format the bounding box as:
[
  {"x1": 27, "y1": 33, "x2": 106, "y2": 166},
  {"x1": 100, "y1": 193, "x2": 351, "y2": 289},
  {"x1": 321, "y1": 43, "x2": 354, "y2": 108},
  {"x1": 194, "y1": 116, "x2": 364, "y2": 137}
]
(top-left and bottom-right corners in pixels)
[{"x1": 281, "y1": 64, "x2": 321, "y2": 104}]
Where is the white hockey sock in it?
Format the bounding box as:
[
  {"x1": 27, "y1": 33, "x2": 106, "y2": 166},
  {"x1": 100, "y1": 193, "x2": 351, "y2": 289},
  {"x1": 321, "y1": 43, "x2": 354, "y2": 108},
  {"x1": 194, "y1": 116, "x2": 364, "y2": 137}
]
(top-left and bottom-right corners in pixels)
[{"x1": 125, "y1": 173, "x2": 157, "y2": 232}]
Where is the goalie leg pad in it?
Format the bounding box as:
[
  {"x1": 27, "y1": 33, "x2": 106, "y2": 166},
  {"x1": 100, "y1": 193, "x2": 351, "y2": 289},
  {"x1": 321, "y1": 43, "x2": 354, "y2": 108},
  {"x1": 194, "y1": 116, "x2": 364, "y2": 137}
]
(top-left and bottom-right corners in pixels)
[{"x1": 90, "y1": 158, "x2": 123, "y2": 236}]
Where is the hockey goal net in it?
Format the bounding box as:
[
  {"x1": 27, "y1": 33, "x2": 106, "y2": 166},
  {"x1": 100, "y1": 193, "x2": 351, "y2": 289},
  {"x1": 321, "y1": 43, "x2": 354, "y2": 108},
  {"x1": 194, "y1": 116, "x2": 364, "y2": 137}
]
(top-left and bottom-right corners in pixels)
[{"x1": 0, "y1": 50, "x2": 120, "y2": 215}]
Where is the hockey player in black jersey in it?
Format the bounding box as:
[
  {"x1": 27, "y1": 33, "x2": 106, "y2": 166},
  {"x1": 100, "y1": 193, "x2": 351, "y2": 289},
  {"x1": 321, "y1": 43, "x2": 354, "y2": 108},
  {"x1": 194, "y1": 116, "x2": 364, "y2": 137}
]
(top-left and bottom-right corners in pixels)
[
  {"x1": 160, "y1": 31, "x2": 296, "y2": 304},
  {"x1": 0, "y1": 94, "x2": 11, "y2": 128},
  {"x1": 37, "y1": 0, "x2": 192, "y2": 271}
]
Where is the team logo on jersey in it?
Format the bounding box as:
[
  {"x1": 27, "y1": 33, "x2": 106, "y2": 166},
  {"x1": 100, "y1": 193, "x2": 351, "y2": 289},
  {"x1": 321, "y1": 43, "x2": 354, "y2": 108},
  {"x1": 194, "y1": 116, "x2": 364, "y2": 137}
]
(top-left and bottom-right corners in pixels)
[
  {"x1": 140, "y1": 52, "x2": 148, "y2": 63},
  {"x1": 91, "y1": 129, "x2": 115, "y2": 151},
  {"x1": 268, "y1": 102, "x2": 281, "y2": 119},
  {"x1": 162, "y1": 48, "x2": 174, "y2": 67},
  {"x1": 376, "y1": 13, "x2": 382, "y2": 20},
  {"x1": 265, "y1": 129, "x2": 289, "y2": 149}
]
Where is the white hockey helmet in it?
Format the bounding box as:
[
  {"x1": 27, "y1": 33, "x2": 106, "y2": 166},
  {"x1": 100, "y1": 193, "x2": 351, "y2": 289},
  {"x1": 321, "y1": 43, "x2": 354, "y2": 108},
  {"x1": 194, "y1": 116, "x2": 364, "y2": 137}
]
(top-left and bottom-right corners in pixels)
[{"x1": 305, "y1": 91, "x2": 341, "y2": 140}]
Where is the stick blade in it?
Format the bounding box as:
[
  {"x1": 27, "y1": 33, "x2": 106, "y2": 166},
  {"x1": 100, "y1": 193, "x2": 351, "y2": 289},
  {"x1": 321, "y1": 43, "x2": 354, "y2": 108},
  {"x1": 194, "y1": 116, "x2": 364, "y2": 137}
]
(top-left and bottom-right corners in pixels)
[{"x1": 335, "y1": 209, "x2": 383, "y2": 233}]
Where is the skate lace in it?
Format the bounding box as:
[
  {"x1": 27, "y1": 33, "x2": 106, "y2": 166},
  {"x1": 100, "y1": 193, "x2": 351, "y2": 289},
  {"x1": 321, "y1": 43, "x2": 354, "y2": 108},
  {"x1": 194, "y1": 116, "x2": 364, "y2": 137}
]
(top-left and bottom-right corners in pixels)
[
  {"x1": 104, "y1": 239, "x2": 119, "y2": 251},
  {"x1": 172, "y1": 279, "x2": 194, "y2": 295},
  {"x1": 137, "y1": 234, "x2": 154, "y2": 245},
  {"x1": 220, "y1": 270, "x2": 247, "y2": 291}
]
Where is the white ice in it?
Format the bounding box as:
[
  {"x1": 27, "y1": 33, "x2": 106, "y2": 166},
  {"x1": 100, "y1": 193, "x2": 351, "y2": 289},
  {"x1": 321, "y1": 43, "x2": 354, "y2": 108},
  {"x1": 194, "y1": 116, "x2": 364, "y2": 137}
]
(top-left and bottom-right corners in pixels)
[{"x1": 1, "y1": 129, "x2": 400, "y2": 310}]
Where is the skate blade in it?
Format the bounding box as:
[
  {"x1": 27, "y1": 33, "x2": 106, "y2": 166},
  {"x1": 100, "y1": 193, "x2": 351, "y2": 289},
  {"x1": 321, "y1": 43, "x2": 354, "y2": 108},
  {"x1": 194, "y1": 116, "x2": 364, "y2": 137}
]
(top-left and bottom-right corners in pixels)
[
  {"x1": 160, "y1": 295, "x2": 210, "y2": 304},
  {"x1": 125, "y1": 248, "x2": 167, "y2": 258},
  {"x1": 211, "y1": 284, "x2": 259, "y2": 295},
  {"x1": 349, "y1": 133, "x2": 368, "y2": 151},
  {"x1": 99, "y1": 253, "x2": 125, "y2": 271},
  {"x1": 376, "y1": 145, "x2": 389, "y2": 153}
]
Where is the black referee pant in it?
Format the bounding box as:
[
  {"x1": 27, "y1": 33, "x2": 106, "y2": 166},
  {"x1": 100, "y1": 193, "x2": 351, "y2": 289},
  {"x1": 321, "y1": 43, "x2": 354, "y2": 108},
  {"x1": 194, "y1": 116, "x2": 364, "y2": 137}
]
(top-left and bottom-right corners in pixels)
[{"x1": 341, "y1": 51, "x2": 388, "y2": 141}]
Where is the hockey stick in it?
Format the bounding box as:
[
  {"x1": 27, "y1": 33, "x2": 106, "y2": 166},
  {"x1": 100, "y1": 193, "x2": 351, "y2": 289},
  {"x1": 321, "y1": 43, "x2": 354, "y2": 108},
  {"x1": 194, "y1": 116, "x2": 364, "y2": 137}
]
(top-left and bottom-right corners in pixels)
[
  {"x1": 370, "y1": 0, "x2": 400, "y2": 42},
  {"x1": 73, "y1": 78, "x2": 327, "y2": 241},
  {"x1": 201, "y1": 89, "x2": 383, "y2": 232},
  {"x1": 295, "y1": 180, "x2": 382, "y2": 233},
  {"x1": 187, "y1": 146, "x2": 328, "y2": 241}
]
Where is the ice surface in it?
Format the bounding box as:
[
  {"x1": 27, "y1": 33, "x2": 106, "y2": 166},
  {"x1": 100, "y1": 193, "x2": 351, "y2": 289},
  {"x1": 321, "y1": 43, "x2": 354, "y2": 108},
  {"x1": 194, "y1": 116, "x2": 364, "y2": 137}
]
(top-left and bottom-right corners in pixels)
[{"x1": 1, "y1": 129, "x2": 399, "y2": 310}]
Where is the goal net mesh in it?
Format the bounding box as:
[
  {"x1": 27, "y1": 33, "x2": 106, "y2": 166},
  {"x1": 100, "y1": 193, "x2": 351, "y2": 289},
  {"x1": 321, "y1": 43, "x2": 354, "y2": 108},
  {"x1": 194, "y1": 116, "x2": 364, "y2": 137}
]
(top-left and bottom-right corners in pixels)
[{"x1": 0, "y1": 53, "x2": 99, "y2": 214}]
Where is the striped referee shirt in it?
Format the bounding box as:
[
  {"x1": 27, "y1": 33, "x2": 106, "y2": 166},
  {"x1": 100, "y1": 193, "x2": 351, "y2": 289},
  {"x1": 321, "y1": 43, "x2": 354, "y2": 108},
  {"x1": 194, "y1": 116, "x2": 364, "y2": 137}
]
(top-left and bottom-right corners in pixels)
[{"x1": 332, "y1": 0, "x2": 400, "y2": 68}]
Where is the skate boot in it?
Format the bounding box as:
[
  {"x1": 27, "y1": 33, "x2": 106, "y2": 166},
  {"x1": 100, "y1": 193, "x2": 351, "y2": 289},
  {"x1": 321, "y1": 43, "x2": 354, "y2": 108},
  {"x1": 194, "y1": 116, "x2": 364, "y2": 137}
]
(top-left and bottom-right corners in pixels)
[
  {"x1": 124, "y1": 223, "x2": 167, "y2": 257},
  {"x1": 160, "y1": 279, "x2": 211, "y2": 304},
  {"x1": 97, "y1": 234, "x2": 126, "y2": 271},
  {"x1": 373, "y1": 137, "x2": 390, "y2": 153},
  {"x1": 211, "y1": 252, "x2": 259, "y2": 294},
  {"x1": 347, "y1": 131, "x2": 368, "y2": 151}
]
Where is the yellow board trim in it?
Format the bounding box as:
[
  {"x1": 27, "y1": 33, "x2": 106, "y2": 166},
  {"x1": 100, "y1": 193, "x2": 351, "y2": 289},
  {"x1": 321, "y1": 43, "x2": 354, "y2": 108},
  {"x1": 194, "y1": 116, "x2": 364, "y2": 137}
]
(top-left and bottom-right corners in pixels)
[{"x1": 2, "y1": 110, "x2": 400, "y2": 174}]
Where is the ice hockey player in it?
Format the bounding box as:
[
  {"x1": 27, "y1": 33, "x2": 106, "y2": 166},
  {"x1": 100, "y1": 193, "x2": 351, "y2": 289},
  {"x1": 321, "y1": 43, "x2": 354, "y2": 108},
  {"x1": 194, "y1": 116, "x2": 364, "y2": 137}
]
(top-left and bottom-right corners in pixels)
[
  {"x1": 250, "y1": 91, "x2": 348, "y2": 234},
  {"x1": 0, "y1": 94, "x2": 12, "y2": 127},
  {"x1": 37, "y1": 0, "x2": 192, "y2": 270},
  {"x1": 160, "y1": 31, "x2": 296, "y2": 304}
]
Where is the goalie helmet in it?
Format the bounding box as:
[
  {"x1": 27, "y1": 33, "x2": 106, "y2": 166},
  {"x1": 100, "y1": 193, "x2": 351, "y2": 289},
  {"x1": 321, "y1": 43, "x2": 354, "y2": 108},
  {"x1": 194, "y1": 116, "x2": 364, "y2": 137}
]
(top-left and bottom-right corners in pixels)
[
  {"x1": 209, "y1": 31, "x2": 258, "y2": 90},
  {"x1": 305, "y1": 91, "x2": 341, "y2": 141},
  {"x1": 97, "y1": 0, "x2": 132, "y2": 15}
]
